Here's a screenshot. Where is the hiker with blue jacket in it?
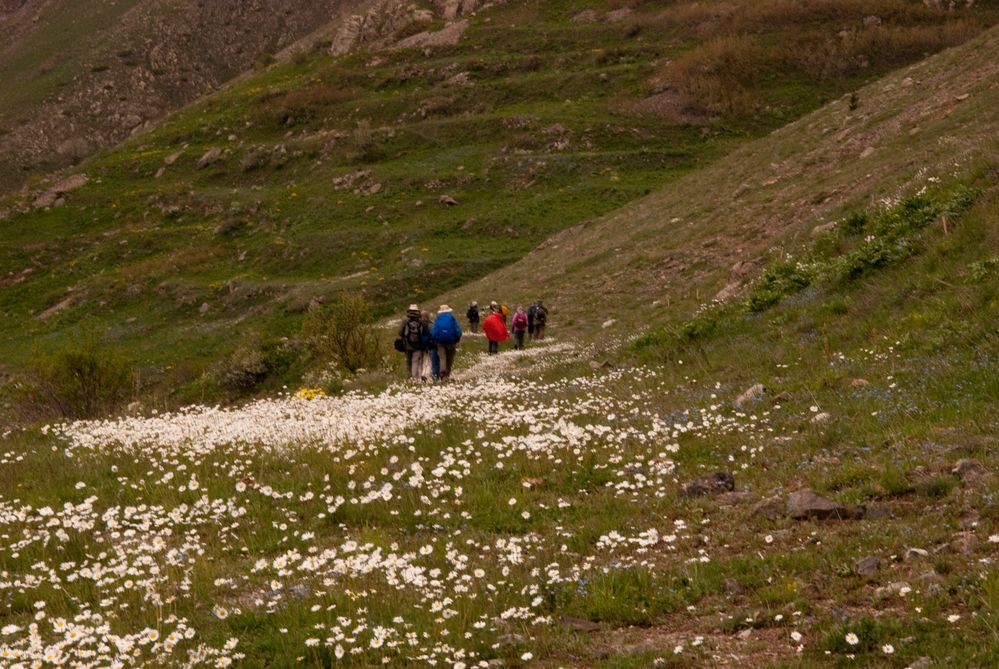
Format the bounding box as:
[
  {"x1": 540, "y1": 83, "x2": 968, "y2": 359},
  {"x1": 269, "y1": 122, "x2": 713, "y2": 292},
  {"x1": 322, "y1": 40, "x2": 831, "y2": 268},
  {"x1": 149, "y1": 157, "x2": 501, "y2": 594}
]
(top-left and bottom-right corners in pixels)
[{"x1": 431, "y1": 304, "x2": 462, "y2": 381}]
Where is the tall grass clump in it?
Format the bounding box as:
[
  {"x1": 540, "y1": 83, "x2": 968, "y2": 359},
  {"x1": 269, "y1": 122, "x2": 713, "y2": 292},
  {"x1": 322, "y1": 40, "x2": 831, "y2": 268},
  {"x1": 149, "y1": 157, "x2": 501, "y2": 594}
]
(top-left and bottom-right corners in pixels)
[
  {"x1": 17, "y1": 337, "x2": 133, "y2": 420},
  {"x1": 302, "y1": 292, "x2": 384, "y2": 374}
]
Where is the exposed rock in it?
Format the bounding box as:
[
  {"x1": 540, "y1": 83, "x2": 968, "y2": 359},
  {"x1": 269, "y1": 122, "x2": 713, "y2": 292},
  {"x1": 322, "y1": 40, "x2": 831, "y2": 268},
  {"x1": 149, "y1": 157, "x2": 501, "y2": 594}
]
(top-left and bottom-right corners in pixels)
[
  {"x1": 601, "y1": 319, "x2": 616, "y2": 329},
  {"x1": 241, "y1": 149, "x2": 268, "y2": 172},
  {"x1": 860, "y1": 146, "x2": 876, "y2": 159},
  {"x1": 198, "y1": 302, "x2": 210, "y2": 316},
  {"x1": 950, "y1": 531, "x2": 977, "y2": 555},
  {"x1": 811, "y1": 412, "x2": 833, "y2": 424},
  {"x1": 874, "y1": 581, "x2": 912, "y2": 599},
  {"x1": 495, "y1": 633, "x2": 525, "y2": 647},
  {"x1": 724, "y1": 578, "x2": 747, "y2": 596},
  {"x1": 855, "y1": 555, "x2": 881, "y2": 577},
  {"x1": 958, "y1": 509, "x2": 980, "y2": 529},
  {"x1": 863, "y1": 15, "x2": 883, "y2": 28},
  {"x1": 772, "y1": 390, "x2": 792, "y2": 403},
  {"x1": 34, "y1": 173, "x2": 89, "y2": 208},
  {"x1": 811, "y1": 221, "x2": 838, "y2": 237},
  {"x1": 393, "y1": 19, "x2": 469, "y2": 51},
  {"x1": 681, "y1": 471, "x2": 735, "y2": 498},
  {"x1": 914, "y1": 570, "x2": 945, "y2": 585},
  {"x1": 734, "y1": 383, "x2": 768, "y2": 408},
  {"x1": 570, "y1": 9, "x2": 600, "y2": 23},
  {"x1": 786, "y1": 489, "x2": 861, "y2": 520},
  {"x1": 443, "y1": 71, "x2": 474, "y2": 87},
  {"x1": 864, "y1": 504, "x2": 893, "y2": 520},
  {"x1": 714, "y1": 280, "x2": 742, "y2": 302},
  {"x1": 56, "y1": 136, "x2": 91, "y2": 162},
  {"x1": 849, "y1": 378, "x2": 870, "y2": 388},
  {"x1": 164, "y1": 151, "x2": 183, "y2": 166},
  {"x1": 605, "y1": 8, "x2": 634, "y2": 22},
  {"x1": 907, "y1": 658, "x2": 932, "y2": 669},
  {"x1": 559, "y1": 616, "x2": 600, "y2": 632},
  {"x1": 904, "y1": 547, "x2": 929, "y2": 561},
  {"x1": 36, "y1": 294, "x2": 82, "y2": 321},
  {"x1": 196, "y1": 147, "x2": 224, "y2": 169},
  {"x1": 751, "y1": 496, "x2": 785, "y2": 520},
  {"x1": 717, "y1": 491, "x2": 754, "y2": 505},
  {"x1": 951, "y1": 459, "x2": 985, "y2": 482},
  {"x1": 439, "y1": 194, "x2": 459, "y2": 206},
  {"x1": 154, "y1": 167, "x2": 166, "y2": 179}
]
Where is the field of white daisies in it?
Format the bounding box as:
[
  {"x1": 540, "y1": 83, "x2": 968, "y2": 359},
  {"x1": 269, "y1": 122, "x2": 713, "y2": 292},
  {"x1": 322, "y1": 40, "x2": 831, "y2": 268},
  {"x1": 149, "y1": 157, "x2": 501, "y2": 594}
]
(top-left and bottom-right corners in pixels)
[{"x1": 2, "y1": 325, "x2": 999, "y2": 669}]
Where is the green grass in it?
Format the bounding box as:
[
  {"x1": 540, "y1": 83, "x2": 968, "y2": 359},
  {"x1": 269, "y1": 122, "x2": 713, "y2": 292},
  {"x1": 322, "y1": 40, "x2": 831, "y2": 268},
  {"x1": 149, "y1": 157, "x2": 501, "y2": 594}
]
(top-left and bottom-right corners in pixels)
[{"x1": 4, "y1": 0, "x2": 998, "y2": 409}]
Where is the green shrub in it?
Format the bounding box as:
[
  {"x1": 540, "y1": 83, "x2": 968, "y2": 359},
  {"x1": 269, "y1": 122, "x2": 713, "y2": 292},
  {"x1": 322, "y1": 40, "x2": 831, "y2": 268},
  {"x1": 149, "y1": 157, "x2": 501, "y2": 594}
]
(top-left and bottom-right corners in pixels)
[
  {"x1": 917, "y1": 475, "x2": 959, "y2": 499},
  {"x1": 969, "y1": 257, "x2": 999, "y2": 283},
  {"x1": 302, "y1": 293, "x2": 383, "y2": 374},
  {"x1": 841, "y1": 211, "x2": 868, "y2": 236},
  {"x1": 19, "y1": 339, "x2": 133, "y2": 420},
  {"x1": 745, "y1": 260, "x2": 813, "y2": 312},
  {"x1": 210, "y1": 335, "x2": 302, "y2": 396}
]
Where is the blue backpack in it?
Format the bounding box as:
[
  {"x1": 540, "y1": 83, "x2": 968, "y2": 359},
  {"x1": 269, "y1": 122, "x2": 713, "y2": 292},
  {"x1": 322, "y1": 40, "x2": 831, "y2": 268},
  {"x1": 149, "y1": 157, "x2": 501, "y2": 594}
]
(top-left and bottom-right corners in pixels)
[{"x1": 432, "y1": 313, "x2": 462, "y2": 345}]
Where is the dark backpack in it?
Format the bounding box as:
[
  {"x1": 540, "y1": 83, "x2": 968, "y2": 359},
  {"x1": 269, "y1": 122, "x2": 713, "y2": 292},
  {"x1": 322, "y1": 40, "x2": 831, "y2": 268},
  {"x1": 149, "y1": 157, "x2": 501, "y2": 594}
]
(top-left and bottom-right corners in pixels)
[
  {"x1": 405, "y1": 319, "x2": 422, "y2": 347},
  {"x1": 535, "y1": 307, "x2": 548, "y2": 324}
]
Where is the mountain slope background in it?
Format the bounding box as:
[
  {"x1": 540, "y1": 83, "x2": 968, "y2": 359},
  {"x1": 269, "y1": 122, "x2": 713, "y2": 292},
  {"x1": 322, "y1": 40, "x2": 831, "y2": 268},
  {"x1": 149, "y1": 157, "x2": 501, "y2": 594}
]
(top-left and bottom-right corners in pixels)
[
  {"x1": 447, "y1": 22, "x2": 999, "y2": 332},
  {"x1": 0, "y1": 0, "x2": 352, "y2": 193},
  {"x1": 1, "y1": 0, "x2": 998, "y2": 408}
]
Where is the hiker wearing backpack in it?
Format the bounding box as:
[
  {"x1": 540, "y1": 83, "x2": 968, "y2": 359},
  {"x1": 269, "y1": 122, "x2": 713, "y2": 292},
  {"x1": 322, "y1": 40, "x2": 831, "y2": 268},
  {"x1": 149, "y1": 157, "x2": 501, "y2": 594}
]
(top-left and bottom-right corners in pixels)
[
  {"x1": 466, "y1": 301, "x2": 480, "y2": 334},
  {"x1": 482, "y1": 302, "x2": 508, "y2": 354},
  {"x1": 421, "y1": 310, "x2": 439, "y2": 381},
  {"x1": 534, "y1": 300, "x2": 550, "y2": 340},
  {"x1": 511, "y1": 306, "x2": 529, "y2": 350},
  {"x1": 431, "y1": 304, "x2": 462, "y2": 381},
  {"x1": 398, "y1": 304, "x2": 430, "y2": 380},
  {"x1": 527, "y1": 303, "x2": 537, "y2": 340}
]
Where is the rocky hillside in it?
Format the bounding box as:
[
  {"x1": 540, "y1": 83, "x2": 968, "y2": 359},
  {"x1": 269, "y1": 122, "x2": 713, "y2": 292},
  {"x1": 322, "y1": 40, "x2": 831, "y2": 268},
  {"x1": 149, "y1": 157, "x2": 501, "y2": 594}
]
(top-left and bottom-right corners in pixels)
[
  {"x1": 1, "y1": 0, "x2": 996, "y2": 408},
  {"x1": 0, "y1": 0, "x2": 349, "y2": 193}
]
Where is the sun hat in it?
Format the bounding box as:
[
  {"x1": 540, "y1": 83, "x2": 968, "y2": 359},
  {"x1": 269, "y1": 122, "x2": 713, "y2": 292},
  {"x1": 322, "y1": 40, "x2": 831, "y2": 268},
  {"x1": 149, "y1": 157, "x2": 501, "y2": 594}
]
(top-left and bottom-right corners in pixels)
[
  {"x1": 409, "y1": 304, "x2": 419, "y2": 311},
  {"x1": 438, "y1": 304, "x2": 452, "y2": 313}
]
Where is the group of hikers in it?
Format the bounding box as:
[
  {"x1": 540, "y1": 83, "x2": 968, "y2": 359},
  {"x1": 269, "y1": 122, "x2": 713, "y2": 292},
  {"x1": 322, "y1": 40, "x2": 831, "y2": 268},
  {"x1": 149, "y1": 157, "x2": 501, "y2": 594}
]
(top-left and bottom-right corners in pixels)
[{"x1": 396, "y1": 300, "x2": 550, "y2": 381}]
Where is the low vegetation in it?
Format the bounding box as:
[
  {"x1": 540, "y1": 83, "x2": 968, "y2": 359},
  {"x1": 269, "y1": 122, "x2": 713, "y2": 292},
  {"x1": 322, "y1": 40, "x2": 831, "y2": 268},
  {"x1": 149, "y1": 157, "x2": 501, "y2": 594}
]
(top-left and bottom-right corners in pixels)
[{"x1": 3, "y1": 0, "x2": 998, "y2": 413}]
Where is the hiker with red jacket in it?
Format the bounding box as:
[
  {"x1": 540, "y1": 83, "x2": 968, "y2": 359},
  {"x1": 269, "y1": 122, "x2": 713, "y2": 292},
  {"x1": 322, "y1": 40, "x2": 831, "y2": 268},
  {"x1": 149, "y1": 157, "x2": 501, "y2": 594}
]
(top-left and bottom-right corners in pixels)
[
  {"x1": 397, "y1": 304, "x2": 430, "y2": 380},
  {"x1": 482, "y1": 302, "x2": 508, "y2": 355},
  {"x1": 511, "y1": 306, "x2": 529, "y2": 350}
]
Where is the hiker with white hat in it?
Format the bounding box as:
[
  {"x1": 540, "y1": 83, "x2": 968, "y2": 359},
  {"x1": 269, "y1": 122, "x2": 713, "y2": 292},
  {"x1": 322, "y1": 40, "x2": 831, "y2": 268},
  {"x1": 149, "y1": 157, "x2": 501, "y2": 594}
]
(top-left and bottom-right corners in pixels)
[
  {"x1": 430, "y1": 304, "x2": 462, "y2": 381},
  {"x1": 396, "y1": 304, "x2": 430, "y2": 380}
]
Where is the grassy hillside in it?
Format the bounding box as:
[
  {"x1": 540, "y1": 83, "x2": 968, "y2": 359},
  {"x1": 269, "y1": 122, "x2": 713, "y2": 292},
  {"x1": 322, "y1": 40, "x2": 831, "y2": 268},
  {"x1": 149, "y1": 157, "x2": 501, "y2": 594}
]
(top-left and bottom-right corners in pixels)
[
  {"x1": 0, "y1": 145, "x2": 996, "y2": 669},
  {"x1": 2, "y1": 0, "x2": 997, "y2": 408},
  {"x1": 1, "y1": 4, "x2": 998, "y2": 668},
  {"x1": 449, "y1": 23, "x2": 999, "y2": 337}
]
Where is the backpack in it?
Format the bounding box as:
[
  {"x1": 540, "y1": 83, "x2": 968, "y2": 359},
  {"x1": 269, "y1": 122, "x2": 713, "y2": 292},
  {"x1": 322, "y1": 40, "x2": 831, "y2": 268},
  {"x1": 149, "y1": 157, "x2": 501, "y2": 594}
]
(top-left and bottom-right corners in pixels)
[
  {"x1": 405, "y1": 319, "x2": 422, "y2": 347},
  {"x1": 434, "y1": 314, "x2": 459, "y2": 344},
  {"x1": 512, "y1": 312, "x2": 528, "y2": 332},
  {"x1": 535, "y1": 307, "x2": 548, "y2": 324}
]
